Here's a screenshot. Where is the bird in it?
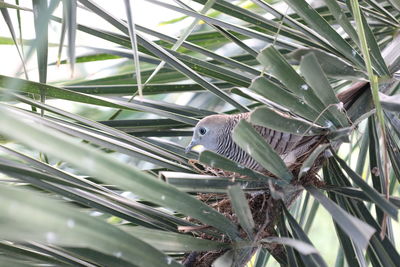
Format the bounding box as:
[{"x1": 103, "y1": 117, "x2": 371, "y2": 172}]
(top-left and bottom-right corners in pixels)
[
  {"x1": 185, "y1": 112, "x2": 319, "y2": 172},
  {"x1": 185, "y1": 82, "x2": 367, "y2": 173}
]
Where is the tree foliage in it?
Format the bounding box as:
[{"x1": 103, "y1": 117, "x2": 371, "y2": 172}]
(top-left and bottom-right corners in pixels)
[{"x1": 0, "y1": 0, "x2": 399, "y2": 266}]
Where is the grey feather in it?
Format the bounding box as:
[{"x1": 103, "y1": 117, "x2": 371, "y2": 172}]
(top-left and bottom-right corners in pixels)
[{"x1": 186, "y1": 112, "x2": 318, "y2": 172}]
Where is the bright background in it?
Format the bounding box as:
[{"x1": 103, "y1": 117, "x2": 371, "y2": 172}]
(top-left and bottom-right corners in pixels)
[{"x1": 0, "y1": 1, "x2": 398, "y2": 266}]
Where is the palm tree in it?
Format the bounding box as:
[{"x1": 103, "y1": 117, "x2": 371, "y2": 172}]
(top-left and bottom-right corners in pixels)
[{"x1": 0, "y1": 0, "x2": 399, "y2": 266}]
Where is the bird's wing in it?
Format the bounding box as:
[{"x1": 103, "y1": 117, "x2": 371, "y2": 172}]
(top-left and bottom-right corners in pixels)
[{"x1": 253, "y1": 125, "x2": 317, "y2": 157}]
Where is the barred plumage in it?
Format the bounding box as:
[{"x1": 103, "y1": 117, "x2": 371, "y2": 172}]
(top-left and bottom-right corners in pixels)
[
  {"x1": 186, "y1": 112, "x2": 318, "y2": 172},
  {"x1": 185, "y1": 78, "x2": 369, "y2": 173}
]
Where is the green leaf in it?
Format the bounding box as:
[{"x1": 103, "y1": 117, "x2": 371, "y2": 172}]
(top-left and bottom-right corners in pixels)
[
  {"x1": 198, "y1": 150, "x2": 281, "y2": 184},
  {"x1": 5, "y1": 98, "x2": 192, "y2": 171},
  {"x1": 213, "y1": 250, "x2": 234, "y2": 267},
  {"x1": 192, "y1": 0, "x2": 327, "y2": 51},
  {"x1": 64, "y1": 82, "x2": 231, "y2": 95},
  {"x1": 276, "y1": 214, "x2": 299, "y2": 266},
  {"x1": 286, "y1": 48, "x2": 366, "y2": 80},
  {"x1": 145, "y1": 0, "x2": 299, "y2": 51},
  {"x1": 0, "y1": 256, "x2": 37, "y2": 267},
  {"x1": 368, "y1": 117, "x2": 386, "y2": 225},
  {"x1": 300, "y1": 53, "x2": 349, "y2": 127},
  {"x1": 123, "y1": 0, "x2": 142, "y2": 96},
  {"x1": 0, "y1": 1, "x2": 29, "y2": 79},
  {"x1": 299, "y1": 144, "x2": 330, "y2": 178},
  {"x1": 347, "y1": 3, "x2": 390, "y2": 76},
  {"x1": 253, "y1": 248, "x2": 270, "y2": 267},
  {"x1": 78, "y1": 0, "x2": 249, "y2": 112},
  {"x1": 387, "y1": 130, "x2": 400, "y2": 183},
  {"x1": 249, "y1": 77, "x2": 324, "y2": 125},
  {"x1": 379, "y1": 92, "x2": 400, "y2": 112},
  {"x1": 355, "y1": 129, "x2": 369, "y2": 175},
  {"x1": 0, "y1": 75, "x2": 198, "y2": 125},
  {"x1": 326, "y1": 187, "x2": 400, "y2": 208},
  {"x1": 0, "y1": 185, "x2": 182, "y2": 266},
  {"x1": 0, "y1": 0, "x2": 399, "y2": 265},
  {"x1": 282, "y1": 0, "x2": 365, "y2": 69},
  {"x1": 56, "y1": 0, "x2": 66, "y2": 65},
  {"x1": 324, "y1": 160, "x2": 400, "y2": 266},
  {"x1": 0, "y1": 150, "x2": 193, "y2": 231},
  {"x1": 232, "y1": 120, "x2": 293, "y2": 182},
  {"x1": 0, "y1": 1, "x2": 30, "y2": 10},
  {"x1": 386, "y1": 111, "x2": 400, "y2": 137},
  {"x1": 306, "y1": 185, "x2": 376, "y2": 250},
  {"x1": 298, "y1": 192, "x2": 311, "y2": 227},
  {"x1": 303, "y1": 199, "x2": 319, "y2": 234},
  {"x1": 60, "y1": 248, "x2": 136, "y2": 266},
  {"x1": 322, "y1": 0, "x2": 359, "y2": 45},
  {"x1": 142, "y1": 0, "x2": 217, "y2": 90},
  {"x1": 120, "y1": 226, "x2": 229, "y2": 252},
  {"x1": 334, "y1": 220, "x2": 363, "y2": 267},
  {"x1": 0, "y1": 241, "x2": 64, "y2": 265},
  {"x1": 334, "y1": 153, "x2": 398, "y2": 220},
  {"x1": 250, "y1": 107, "x2": 326, "y2": 136},
  {"x1": 382, "y1": 32, "x2": 400, "y2": 74},
  {"x1": 158, "y1": 15, "x2": 188, "y2": 25},
  {"x1": 162, "y1": 172, "x2": 267, "y2": 193},
  {"x1": 363, "y1": 0, "x2": 399, "y2": 25},
  {"x1": 65, "y1": 0, "x2": 77, "y2": 74},
  {"x1": 249, "y1": 0, "x2": 333, "y2": 51},
  {"x1": 32, "y1": 0, "x2": 49, "y2": 84},
  {"x1": 0, "y1": 105, "x2": 240, "y2": 239},
  {"x1": 257, "y1": 46, "x2": 333, "y2": 126},
  {"x1": 262, "y1": 237, "x2": 318, "y2": 255},
  {"x1": 11, "y1": 94, "x2": 191, "y2": 166},
  {"x1": 387, "y1": 0, "x2": 400, "y2": 12},
  {"x1": 228, "y1": 185, "x2": 255, "y2": 238},
  {"x1": 283, "y1": 205, "x2": 327, "y2": 267}
]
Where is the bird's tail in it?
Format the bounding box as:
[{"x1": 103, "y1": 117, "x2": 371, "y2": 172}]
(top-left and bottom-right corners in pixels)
[{"x1": 336, "y1": 81, "x2": 369, "y2": 110}]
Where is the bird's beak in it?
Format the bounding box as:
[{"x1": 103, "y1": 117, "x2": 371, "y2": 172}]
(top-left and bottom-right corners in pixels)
[{"x1": 185, "y1": 140, "x2": 197, "y2": 153}]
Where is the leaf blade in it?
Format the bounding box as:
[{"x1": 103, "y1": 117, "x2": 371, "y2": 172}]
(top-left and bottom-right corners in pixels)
[{"x1": 232, "y1": 120, "x2": 293, "y2": 182}]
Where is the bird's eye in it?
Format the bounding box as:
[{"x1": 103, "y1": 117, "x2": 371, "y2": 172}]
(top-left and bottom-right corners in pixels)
[{"x1": 199, "y1": 127, "x2": 207, "y2": 135}]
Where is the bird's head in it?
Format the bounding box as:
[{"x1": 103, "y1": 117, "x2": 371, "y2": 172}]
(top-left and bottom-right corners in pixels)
[{"x1": 185, "y1": 114, "x2": 228, "y2": 153}]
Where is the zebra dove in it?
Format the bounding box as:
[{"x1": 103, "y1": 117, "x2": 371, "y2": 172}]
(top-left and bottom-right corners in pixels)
[
  {"x1": 185, "y1": 82, "x2": 367, "y2": 172},
  {"x1": 185, "y1": 112, "x2": 317, "y2": 172}
]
